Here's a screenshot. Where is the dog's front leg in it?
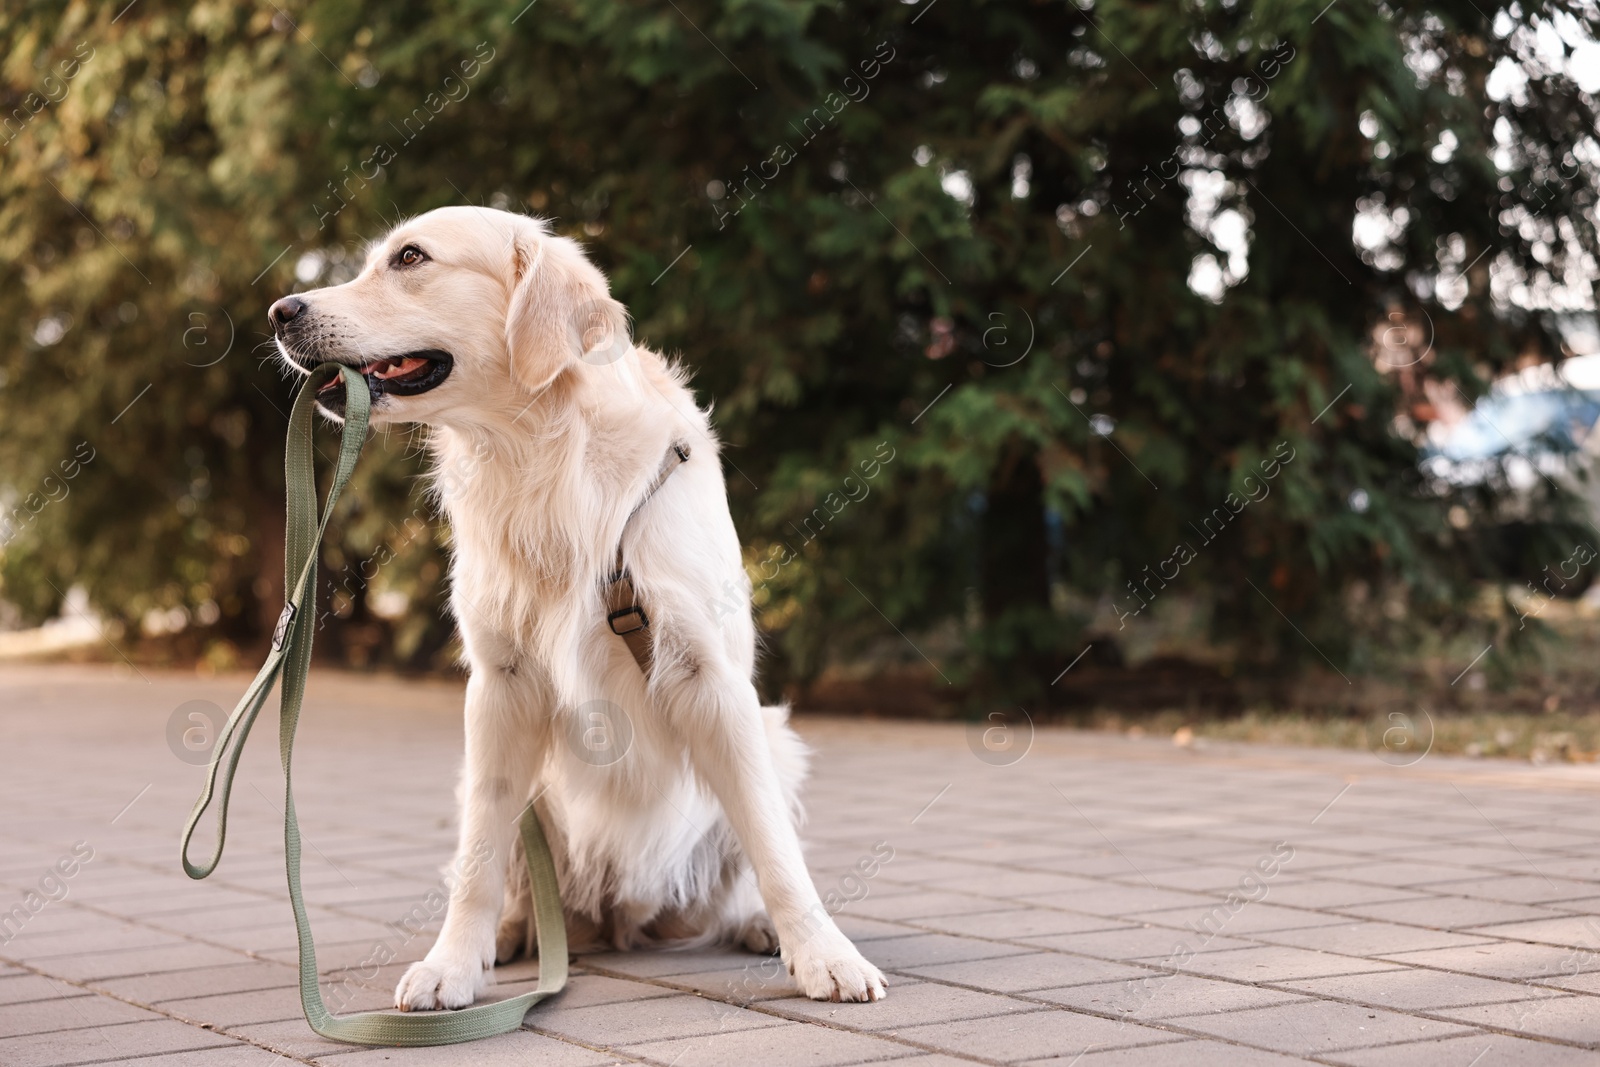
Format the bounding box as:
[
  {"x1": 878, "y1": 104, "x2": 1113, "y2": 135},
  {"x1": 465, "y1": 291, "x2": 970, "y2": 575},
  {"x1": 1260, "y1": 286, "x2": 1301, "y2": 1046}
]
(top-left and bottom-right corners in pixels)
[
  {"x1": 661, "y1": 664, "x2": 886, "y2": 1002},
  {"x1": 396, "y1": 667, "x2": 540, "y2": 1010}
]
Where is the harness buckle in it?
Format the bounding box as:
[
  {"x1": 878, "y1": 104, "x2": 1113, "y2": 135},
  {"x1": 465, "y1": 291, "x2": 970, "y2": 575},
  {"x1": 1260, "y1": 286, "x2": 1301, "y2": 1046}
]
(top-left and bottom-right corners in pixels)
[{"x1": 607, "y1": 605, "x2": 648, "y2": 636}]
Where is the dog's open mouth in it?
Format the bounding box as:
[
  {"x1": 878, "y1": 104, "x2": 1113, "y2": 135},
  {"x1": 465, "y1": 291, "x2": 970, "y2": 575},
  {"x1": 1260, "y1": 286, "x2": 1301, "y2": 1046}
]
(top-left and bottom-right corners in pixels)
[{"x1": 314, "y1": 350, "x2": 453, "y2": 409}]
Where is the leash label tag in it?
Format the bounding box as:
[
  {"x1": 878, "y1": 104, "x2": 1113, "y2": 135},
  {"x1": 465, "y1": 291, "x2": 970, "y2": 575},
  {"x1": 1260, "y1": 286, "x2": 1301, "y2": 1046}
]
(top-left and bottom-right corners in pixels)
[{"x1": 272, "y1": 603, "x2": 297, "y2": 652}]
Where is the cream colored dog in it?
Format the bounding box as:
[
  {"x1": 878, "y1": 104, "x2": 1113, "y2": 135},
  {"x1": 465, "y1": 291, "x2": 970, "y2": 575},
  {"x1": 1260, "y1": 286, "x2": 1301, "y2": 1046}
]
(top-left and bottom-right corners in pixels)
[{"x1": 269, "y1": 206, "x2": 885, "y2": 1008}]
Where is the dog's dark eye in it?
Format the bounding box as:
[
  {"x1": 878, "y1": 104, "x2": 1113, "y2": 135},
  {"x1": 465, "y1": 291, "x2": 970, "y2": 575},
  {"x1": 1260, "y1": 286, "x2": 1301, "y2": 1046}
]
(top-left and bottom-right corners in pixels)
[{"x1": 395, "y1": 245, "x2": 427, "y2": 268}]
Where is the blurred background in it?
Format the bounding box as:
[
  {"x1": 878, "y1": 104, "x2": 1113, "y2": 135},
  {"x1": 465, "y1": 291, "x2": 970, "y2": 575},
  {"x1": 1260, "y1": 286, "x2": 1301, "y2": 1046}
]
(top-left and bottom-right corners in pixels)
[{"x1": 6, "y1": 0, "x2": 1600, "y2": 754}]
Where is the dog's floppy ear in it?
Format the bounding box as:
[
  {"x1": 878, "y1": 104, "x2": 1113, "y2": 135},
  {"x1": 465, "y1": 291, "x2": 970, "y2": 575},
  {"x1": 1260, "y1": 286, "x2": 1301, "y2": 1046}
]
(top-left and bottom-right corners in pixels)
[{"x1": 505, "y1": 224, "x2": 630, "y2": 394}]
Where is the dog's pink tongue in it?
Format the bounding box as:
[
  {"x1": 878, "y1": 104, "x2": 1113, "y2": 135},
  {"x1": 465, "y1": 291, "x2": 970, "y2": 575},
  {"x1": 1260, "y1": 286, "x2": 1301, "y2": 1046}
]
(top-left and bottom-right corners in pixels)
[{"x1": 371, "y1": 356, "x2": 428, "y2": 380}]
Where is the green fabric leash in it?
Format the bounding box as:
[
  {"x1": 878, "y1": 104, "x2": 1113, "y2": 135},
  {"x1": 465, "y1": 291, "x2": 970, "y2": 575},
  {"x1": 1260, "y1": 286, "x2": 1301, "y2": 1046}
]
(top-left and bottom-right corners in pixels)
[{"x1": 180, "y1": 363, "x2": 568, "y2": 1046}]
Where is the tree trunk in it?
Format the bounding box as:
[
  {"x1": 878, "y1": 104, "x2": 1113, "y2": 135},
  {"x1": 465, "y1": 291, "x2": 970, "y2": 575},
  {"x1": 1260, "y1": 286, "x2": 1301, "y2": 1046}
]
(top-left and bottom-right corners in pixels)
[{"x1": 980, "y1": 441, "x2": 1051, "y2": 621}]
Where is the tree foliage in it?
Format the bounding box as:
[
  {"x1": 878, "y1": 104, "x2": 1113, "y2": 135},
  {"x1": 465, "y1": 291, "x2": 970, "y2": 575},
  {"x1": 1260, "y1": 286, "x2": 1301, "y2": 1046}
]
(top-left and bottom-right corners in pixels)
[{"x1": 2, "y1": 0, "x2": 1597, "y2": 703}]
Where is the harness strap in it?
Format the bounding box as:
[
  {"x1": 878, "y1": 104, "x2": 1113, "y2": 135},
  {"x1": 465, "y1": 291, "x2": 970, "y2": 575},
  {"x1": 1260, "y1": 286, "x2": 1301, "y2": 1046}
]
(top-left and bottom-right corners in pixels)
[
  {"x1": 180, "y1": 363, "x2": 567, "y2": 1046},
  {"x1": 604, "y1": 442, "x2": 690, "y2": 673}
]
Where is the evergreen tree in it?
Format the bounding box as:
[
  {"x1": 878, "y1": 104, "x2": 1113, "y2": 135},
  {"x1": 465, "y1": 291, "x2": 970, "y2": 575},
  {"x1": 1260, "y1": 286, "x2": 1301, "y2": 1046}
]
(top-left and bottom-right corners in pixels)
[{"x1": 1, "y1": 0, "x2": 1595, "y2": 703}]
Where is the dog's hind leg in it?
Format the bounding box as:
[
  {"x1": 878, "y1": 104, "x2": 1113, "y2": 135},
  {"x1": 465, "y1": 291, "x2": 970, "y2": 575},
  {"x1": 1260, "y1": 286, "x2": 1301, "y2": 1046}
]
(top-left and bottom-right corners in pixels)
[
  {"x1": 496, "y1": 788, "x2": 587, "y2": 962},
  {"x1": 722, "y1": 870, "x2": 779, "y2": 954},
  {"x1": 396, "y1": 659, "x2": 546, "y2": 1010},
  {"x1": 495, "y1": 826, "x2": 534, "y2": 963}
]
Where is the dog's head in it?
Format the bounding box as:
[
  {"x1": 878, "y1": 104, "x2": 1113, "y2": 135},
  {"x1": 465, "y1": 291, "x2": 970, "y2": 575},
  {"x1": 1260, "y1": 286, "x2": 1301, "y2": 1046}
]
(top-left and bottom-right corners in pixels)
[{"x1": 270, "y1": 206, "x2": 629, "y2": 425}]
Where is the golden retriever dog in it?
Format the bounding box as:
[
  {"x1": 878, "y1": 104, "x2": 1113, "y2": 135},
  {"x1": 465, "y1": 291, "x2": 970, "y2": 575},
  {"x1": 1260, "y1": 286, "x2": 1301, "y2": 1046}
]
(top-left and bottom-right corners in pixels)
[{"x1": 269, "y1": 206, "x2": 886, "y2": 1008}]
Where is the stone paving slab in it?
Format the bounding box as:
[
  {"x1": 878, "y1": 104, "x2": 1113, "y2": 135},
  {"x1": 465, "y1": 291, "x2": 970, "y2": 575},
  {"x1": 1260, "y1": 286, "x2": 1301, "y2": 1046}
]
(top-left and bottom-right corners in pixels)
[
  {"x1": 7, "y1": 664, "x2": 1600, "y2": 1064},
  {"x1": 1033, "y1": 973, "x2": 1311, "y2": 1019},
  {"x1": 1043, "y1": 1041, "x2": 1312, "y2": 1065},
  {"x1": 1328, "y1": 1032, "x2": 1600, "y2": 1066}
]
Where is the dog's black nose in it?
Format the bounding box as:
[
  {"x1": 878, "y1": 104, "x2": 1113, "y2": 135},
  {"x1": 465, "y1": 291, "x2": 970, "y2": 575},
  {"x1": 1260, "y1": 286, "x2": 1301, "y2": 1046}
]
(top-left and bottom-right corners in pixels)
[{"x1": 268, "y1": 296, "x2": 307, "y2": 333}]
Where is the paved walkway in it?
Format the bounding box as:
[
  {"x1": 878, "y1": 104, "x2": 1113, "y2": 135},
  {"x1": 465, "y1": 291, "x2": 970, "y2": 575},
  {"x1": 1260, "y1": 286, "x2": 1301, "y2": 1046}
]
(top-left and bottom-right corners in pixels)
[{"x1": 4, "y1": 665, "x2": 1600, "y2": 1065}]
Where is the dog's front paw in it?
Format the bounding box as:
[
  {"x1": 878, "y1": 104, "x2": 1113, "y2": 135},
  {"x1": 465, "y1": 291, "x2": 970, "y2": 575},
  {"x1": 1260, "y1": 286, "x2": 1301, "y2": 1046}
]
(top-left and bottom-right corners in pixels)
[
  {"x1": 787, "y1": 934, "x2": 886, "y2": 1003},
  {"x1": 395, "y1": 950, "x2": 489, "y2": 1011}
]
